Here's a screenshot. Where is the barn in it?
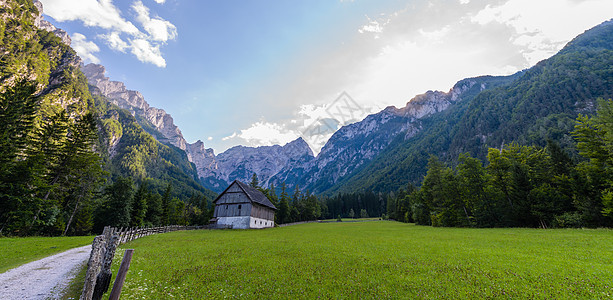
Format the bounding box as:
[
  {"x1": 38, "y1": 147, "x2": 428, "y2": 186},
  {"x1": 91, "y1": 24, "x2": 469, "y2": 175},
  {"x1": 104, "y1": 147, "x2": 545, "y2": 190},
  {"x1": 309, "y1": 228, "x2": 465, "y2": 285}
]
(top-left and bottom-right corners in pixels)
[{"x1": 212, "y1": 180, "x2": 276, "y2": 229}]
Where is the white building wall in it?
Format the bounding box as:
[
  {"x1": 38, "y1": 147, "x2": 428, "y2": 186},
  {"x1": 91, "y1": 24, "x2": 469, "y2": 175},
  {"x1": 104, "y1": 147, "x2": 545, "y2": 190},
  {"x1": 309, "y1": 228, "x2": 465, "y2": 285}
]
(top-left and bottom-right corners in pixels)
[
  {"x1": 217, "y1": 216, "x2": 251, "y2": 229},
  {"x1": 216, "y1": 216, "x2": 274, "y2": 229},
  {"x1": 249, "y1": 216, "x2": 274, "y2": 229}
]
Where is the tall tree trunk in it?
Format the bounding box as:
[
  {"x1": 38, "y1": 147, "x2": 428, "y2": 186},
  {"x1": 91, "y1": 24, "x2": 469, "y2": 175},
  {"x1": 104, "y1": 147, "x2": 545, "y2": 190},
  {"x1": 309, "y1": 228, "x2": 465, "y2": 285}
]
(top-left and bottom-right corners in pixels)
[
  {"x1": 63, "y1": 200, "x2": 80, "y2": 236},
  {"x1": 63, "y1": 184, "x2": 87, "y2": 236},
  {"x1": 27, "y1": 175, "x2": 61, "y2": 232}
]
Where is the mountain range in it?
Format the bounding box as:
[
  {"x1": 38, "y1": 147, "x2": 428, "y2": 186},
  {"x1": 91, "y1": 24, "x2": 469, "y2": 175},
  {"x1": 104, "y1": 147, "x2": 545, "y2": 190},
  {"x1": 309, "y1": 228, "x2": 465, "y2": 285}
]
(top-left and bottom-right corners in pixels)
[{"x1": 71, "y1": 12, "x2": 613, "y2": 195}]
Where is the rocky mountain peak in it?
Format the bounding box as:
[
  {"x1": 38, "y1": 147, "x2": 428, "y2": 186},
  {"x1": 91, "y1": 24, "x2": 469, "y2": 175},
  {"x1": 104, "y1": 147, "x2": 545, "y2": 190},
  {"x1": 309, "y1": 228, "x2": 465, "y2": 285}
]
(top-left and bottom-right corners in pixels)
[
  {"x1": 283, "y1": 137, "x2": 314, "y2": 158},
  {"x1": 33, "y1": 0, "x2": 71, "y2": 46},
  {"x1": 82, "y1": 63, "x2": 187, "y2": 150},
  {"x1": 81, "y1": 63, "x2": 225, "y2": 183}
]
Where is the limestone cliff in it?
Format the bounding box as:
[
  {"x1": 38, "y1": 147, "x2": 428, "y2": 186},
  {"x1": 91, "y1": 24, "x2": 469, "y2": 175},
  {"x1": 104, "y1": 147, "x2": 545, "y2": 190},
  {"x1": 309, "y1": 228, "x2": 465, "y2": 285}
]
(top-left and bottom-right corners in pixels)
[{"x1": 81, "y1": 64, "x2": 189, "y2": 151}]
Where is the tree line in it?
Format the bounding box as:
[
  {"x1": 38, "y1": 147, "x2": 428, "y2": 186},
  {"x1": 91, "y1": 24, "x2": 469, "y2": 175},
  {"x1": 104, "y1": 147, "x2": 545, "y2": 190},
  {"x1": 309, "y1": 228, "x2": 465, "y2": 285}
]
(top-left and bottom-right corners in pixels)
[
  {"x1": 93, "y1": 178, "x2": 212, "y2": 233},
  {"x1": 387, "y1": 99, "x2": 613, "y2": 228},
  {"x1": 0, "y1": 81, "x2": 213, "y2": 236},
  {"x1": 252, "y1": 174, "x2": 386, "y2": 223}
]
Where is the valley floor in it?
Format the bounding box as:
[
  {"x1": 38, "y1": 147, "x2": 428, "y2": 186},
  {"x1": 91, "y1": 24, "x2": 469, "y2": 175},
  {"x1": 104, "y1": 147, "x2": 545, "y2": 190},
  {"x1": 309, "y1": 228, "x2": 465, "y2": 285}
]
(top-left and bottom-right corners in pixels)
[{"x1": 105, "y1": 222, "x2": 612, "y2": 299}]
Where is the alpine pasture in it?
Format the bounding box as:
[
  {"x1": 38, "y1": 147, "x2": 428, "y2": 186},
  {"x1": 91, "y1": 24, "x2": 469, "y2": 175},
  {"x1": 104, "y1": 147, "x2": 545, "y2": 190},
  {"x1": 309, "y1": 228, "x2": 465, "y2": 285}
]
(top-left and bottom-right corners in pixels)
[{"x1": 105, "y1": 222, "x2": 612, "y2": 299}]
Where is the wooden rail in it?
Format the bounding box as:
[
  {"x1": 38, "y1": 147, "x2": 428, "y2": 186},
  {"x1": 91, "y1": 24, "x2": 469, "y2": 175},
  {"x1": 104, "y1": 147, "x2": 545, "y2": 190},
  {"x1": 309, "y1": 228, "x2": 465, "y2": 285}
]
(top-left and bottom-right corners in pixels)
[{"x1": 80, "y1": 225, "x2": 202, "y2": 300}]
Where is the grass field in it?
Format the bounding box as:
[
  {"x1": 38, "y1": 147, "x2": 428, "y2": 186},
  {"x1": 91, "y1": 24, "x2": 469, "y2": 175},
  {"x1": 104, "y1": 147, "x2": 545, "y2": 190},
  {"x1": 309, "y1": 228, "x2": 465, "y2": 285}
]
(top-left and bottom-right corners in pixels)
[
  {"x1": 0, "y1": 235, "x2": 94, "y2": 273},
  {"x1": 106, "y1": 222, "x2": 612, "y2": 299},
  {"x1": 321, "y1": 217, "x2": 381, "y2": 222}
]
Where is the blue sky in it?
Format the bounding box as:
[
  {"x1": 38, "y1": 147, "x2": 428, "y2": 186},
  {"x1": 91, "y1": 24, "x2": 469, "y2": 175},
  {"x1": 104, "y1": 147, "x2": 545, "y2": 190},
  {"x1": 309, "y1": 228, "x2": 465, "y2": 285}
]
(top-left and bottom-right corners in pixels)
[{"x1": 39, "y1": 0, "x2": 613, "y2": 154}]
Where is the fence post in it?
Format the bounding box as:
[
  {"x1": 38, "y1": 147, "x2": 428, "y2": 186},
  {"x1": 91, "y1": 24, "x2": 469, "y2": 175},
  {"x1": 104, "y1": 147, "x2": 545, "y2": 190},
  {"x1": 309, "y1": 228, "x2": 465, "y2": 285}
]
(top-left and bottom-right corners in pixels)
[
  {"x1": 80, "y1": 235, "x2": 106, "y2": 300},
  {"x1": 91, "y1": 235, "x2": 118, "y2": 300},
  {"x1": 108, "y1": 249, "x2": 134, "y2": 300}
]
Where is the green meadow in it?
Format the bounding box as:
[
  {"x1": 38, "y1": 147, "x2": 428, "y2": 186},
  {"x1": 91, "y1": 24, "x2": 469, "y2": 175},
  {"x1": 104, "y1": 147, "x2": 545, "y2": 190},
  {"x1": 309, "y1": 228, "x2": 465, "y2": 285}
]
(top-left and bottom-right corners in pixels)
[
  {"x1": 0, "y1": 235, "x2": 93, "y2": 273},
  {"x1": 107, "y1": 222, "x2": 612, "y2": 299}
]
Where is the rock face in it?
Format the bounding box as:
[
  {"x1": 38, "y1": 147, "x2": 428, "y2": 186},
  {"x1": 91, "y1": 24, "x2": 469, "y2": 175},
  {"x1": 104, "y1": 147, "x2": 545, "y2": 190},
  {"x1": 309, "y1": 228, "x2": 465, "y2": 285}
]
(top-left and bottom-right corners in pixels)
[
  {"x1": 81, "y1": 61, "x2": 511, "y2": 195},
  {"x1": 82, "y1": 64, "x2": 188, "y2": 151},
  {"x1": 81, "y1": 59, "x2": 500, "y2": 194},
  {"x1": 200, "y1": 138, "x2": 314, "y2": 191},
  {"x1": 33, "y1": 0, "x2": 71, "y2": 46},
  {"x1": 81, "y1": 63, "x2": 315, "y2": 192},
  {"x1": 196, "y1": 76, "x2": 503, "y2": 194},
  {"x1": 267, "y1": 78, "x2": 486, "y2": 193}
]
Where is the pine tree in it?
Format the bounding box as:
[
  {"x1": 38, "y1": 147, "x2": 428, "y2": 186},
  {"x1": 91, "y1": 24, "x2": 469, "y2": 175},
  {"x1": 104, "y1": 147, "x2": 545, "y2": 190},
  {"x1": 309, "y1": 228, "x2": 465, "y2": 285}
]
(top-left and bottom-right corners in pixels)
[
  {"x1": 161, "y1": 183, "x2": 172, "y2": 225},
  {"x1": 100, "y1": 177, "x2": 134, "y2": 228},
  {"x1": 0, "y1": 81, "x2": 40, "y2": 235},
  {"x1": 277, "y1": 182, "x2": 290, "y2": 224},
  {"x1": 250, "y1": 173, "x2": 259, "y2": 188},
  {"x1": 145, "y1": 193, "x2": 163, "y2": 226},
  {"x1": 131, "y1": 182, "x2": 149, "y2": 227}
]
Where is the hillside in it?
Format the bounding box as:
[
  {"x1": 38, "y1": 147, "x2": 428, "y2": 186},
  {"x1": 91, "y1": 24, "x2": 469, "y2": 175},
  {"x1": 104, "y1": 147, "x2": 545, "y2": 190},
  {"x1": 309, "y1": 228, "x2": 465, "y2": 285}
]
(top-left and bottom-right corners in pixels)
[
  {"x1": 328, "y1": 19, "x2": 613, "y2": 194},
  {"x1": 0, "y1": 0, "x2": 215, "y2": 236},
  {"x1": 271, "y1": 74, "x2": 522, "y2": 194}
]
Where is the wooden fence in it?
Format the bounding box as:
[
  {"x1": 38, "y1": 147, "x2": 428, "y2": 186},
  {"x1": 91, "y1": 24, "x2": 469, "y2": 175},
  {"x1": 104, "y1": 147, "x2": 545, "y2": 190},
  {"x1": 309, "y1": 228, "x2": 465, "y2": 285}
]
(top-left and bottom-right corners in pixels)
[{"x1": 80, "y1": 225, "x2": 201, "y2": 300}]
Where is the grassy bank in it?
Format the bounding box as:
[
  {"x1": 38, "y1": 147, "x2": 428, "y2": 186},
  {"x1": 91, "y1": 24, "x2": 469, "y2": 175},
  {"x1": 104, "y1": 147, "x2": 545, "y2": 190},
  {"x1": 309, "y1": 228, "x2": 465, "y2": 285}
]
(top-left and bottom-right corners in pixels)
[
  {"x1": 107, "y1": 222, "x2": 612, "y2": 299},
  {"x1": 0, "y1": 236, "x2": 93, "y2": 273}
]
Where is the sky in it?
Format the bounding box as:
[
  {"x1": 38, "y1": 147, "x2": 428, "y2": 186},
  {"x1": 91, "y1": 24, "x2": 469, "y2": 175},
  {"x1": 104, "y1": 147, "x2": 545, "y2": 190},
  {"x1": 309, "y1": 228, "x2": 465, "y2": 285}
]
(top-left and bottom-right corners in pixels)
[{"x1": 39, "y1": 0, "x2": 613, "y2": 155}]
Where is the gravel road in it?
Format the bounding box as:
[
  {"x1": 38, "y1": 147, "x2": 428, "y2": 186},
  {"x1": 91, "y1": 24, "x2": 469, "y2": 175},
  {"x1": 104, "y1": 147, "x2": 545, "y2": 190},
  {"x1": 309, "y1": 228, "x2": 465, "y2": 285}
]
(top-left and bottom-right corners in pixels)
[{"x1": 0, "y1": 245, "x2": 91, "y2": 299}]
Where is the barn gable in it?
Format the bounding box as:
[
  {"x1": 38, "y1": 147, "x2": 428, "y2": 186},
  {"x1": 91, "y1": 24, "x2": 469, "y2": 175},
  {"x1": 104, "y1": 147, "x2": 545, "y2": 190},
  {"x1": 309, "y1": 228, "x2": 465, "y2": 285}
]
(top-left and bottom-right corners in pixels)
[{"x1": 212, "y1": 180, "x2": 276, "y2": 229}]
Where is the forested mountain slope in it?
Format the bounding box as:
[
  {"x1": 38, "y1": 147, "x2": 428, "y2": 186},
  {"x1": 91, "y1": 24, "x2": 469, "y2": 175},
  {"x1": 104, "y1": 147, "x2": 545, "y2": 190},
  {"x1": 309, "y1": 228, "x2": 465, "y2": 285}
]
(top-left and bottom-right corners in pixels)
[
  {"x1": 328, "y1": 19, "x2": 613, "y2": 194},
  {"x1": 276, "y1": 74, "x2": 522, "y2": 194},
  {"x1": 0, "y1": 0, "x2": 215, "y2": 236}
]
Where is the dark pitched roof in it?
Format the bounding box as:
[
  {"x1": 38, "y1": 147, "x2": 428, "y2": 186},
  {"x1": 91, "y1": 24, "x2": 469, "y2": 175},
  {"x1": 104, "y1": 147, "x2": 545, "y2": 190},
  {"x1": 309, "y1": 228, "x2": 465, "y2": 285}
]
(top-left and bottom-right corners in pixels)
[{"x1": 214, "y1": 180, "x2": 277, "y2": 210}]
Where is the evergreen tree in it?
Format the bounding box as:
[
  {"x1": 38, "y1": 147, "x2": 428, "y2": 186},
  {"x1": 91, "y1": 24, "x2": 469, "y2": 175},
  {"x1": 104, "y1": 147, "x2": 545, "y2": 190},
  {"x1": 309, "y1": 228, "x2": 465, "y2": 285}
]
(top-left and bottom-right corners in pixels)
[
  {"x1": 277, "y1": 182, "x2": 290, "y2": 224},
  {"x1": 161, "y1": 183, "x2": 172, "y2": 225},
  {"x1": 131, "y1": 182, "x2": 149, "y2": 227},
  {"x1": 266, "y1": 183, "x2": 278, "y2": 208},
  {"x1": 0, "y1": 81, "x2": 40, "y2": 235},
  {"x1": 98, "y1": 177, "x2": 134, "y2": 229},
  {"x1": 145, "y1": 193, "x2": 163, "y2": 226},
  {"x1": 250, "y1": 173, "x2": 259, "y2": 188}
]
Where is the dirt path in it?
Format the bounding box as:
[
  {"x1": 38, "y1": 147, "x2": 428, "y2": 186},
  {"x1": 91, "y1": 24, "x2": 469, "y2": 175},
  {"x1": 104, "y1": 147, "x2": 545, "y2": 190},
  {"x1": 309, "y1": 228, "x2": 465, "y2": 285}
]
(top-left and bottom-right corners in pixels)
[{"x1": 0, "y1": 245, "x2": 91, "y2": 299}]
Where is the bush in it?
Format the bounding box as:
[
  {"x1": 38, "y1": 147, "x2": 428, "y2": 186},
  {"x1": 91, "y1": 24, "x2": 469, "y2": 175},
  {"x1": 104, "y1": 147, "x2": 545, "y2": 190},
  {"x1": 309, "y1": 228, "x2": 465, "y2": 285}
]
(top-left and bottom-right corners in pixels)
[{"x1": 552, "y1": 212, "x2": 584, "y2": 228}]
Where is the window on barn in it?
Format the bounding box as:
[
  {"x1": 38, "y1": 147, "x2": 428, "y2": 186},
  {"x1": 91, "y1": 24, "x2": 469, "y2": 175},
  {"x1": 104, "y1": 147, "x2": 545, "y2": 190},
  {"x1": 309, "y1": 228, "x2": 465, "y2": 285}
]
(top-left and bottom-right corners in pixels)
[{"x1": 238, "y1": 204, "x2": 242, "y2": 210}]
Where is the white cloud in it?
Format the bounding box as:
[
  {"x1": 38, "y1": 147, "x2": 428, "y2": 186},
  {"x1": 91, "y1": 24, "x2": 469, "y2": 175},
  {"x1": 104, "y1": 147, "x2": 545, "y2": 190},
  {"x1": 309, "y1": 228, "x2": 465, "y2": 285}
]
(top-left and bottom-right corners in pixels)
[
  {"x1": 40, "y1": 0, "x2": 139, "y2": 34},
  {"x1": 152, "y1": 0, "x2": 166, "y2": 3},
  {"x1": 222, "y1": 121, "x2": 299, "y2": 147},
  {"x1": 207, "y1": 136, "x2": 213, "y2": 141},
  {"x1": 132, "y1": 0, "x2": 177, "y2": 42},
  {"x1": 472, "y1": 0, "x2": 613, "y2": 66},
  {"x1": 358, "y1": 18, "x2": 384, "y2": 34},
  {"x1": 99, "y1": 31, "x2": 129, "y2": 52},
  {"x1": 222, "y1": 132, "x2": 237, "y2": 141},
  {"x1": 268, "y1": 0, "x2": 613, "y2": 116},
  {"x1": 40, "y1": 0, "x2": 177, "y2": 68},
  {"x1": 130, "y1": 38, "x2": 166, "y2": 67},
  {"x1": 71, "y1": 33, "x2": 100, "y2": 63}
]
